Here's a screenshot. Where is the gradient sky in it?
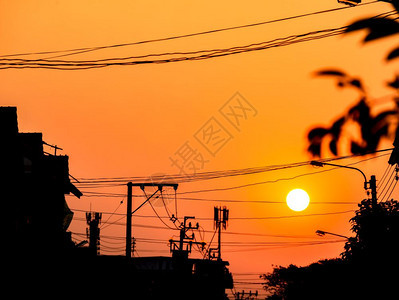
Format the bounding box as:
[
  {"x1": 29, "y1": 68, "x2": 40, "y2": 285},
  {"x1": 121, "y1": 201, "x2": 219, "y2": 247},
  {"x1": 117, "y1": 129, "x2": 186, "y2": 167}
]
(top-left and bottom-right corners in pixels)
[{"x1": 1, "y1": 0, "x2": 398, "y2": 297}]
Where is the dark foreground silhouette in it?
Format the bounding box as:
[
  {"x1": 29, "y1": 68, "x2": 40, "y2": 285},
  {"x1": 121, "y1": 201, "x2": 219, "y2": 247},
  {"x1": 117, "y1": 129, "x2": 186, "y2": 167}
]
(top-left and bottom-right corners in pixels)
[{"x1": 1, "y1": 107, "x2": 232, "y2": 299}]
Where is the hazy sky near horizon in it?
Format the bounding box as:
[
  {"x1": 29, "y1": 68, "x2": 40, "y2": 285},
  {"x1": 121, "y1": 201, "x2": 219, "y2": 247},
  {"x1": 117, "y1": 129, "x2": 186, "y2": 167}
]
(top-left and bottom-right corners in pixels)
[{"x1": 1, "y1": 0, "x2": 398, "y2": 296}]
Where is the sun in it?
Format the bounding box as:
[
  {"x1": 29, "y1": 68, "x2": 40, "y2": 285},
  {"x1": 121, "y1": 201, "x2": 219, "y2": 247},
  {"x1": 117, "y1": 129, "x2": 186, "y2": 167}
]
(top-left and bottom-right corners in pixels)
[{"x1": 286, "y1": 189, "x2": 310, "y2": 212}]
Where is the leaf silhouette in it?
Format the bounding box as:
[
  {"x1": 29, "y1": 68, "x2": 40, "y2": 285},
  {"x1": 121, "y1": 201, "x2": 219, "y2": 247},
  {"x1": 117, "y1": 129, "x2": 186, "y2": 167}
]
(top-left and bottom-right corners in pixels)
[
  {"x1": 307, "y1": 127, "x2": 329, "y2": 141},
  {"x1": 349, "y1": 79, "x2": 363, "y2": 91},
  {"x1": 330, "y1": 117, "x2": 346, "y2": 138},
  {"x1": 373, "y1": 110, "x2": 398, "y2": 126},
  {"x1": 307, "y1": 127, "x2": 330, "y2": 157},
  {"x1": 387, "y1": 75, "x2": 399, "y2": 89},
  {"x1": 329, "y1": 139, "x2": 338, "y2": 155},
  {"x1": 307, "y1": 143, "x2": 322, "y2": 158},
  {"x1": 387, "y1": 46, "x2": 399, "y2": 61},
  {"x1": 388, "y1": 127, "x2": 399, "y2": 165},
  {"x1": 345, "y1": 18, "x2": 399, "y2": 43},
  {"x1": 315, "y1": 69, "x2": 346, "y2": 77},
  {"x1": 351, "y1": 141, "x2": 365, "y2": 155},
  {"x1": 307, "y1": 7, "x2": 399, "y2": 158},
  {"x1": 307, "y1": 96, "x2": 398, "y2": 157},
  {"x1": 348, "y1": 99, "x2": 370, "y2": 124}
]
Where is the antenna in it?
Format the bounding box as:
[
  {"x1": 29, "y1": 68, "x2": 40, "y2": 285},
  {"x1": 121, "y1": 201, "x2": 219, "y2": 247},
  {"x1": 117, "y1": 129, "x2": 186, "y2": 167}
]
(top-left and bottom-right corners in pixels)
[{"x1": 209, "y1": 206, "x2": 229, "y2": 260}]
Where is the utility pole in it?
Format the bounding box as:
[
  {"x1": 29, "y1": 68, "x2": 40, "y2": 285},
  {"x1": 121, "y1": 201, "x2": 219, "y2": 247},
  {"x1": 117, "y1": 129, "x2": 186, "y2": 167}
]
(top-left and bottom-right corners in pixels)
[
  {"x1": 369, "y1": 175, "x2": 377, "y2": 208},
  {"x1": 169, "y1": 216, "x2": 206, "y2": 258},
  {"x1": 125, "y1": 182, "x2": 178, "y2": 258},
  {"x1": 126, "y1": 182, "x2": 133, "y2": 258}
]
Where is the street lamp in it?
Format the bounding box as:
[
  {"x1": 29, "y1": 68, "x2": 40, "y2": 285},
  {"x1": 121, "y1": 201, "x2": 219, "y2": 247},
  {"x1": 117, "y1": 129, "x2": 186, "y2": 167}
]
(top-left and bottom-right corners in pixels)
[
  {"x1": 316, "y1": 230, "x2": 349, "y2": 239},
  {"x1": 310, "y1": 161, "x2": 368, "y2": 190},
  {"x1": 310, "y1": 160, "x2": 378, "y2": 207}
]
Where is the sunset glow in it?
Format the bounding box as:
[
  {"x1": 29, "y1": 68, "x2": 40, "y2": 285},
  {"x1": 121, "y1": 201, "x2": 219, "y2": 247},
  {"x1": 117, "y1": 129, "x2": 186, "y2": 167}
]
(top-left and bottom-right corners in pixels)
[{"x1": 2, "y1": 1, "x2": 398, "y2": 298}]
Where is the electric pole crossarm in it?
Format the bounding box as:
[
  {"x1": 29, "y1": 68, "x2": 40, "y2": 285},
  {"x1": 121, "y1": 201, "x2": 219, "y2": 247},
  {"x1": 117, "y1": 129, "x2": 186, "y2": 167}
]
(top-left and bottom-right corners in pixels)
[
  {"x1": 126, "y1": 182, "x2": 179, "y2": 258},
  {"x1": 128, "y1": 182, "x2": 178, "y2": 189}
]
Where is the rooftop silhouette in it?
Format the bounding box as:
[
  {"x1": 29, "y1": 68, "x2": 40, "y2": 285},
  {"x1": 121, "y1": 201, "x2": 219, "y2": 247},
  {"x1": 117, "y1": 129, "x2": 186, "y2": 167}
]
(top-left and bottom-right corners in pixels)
[{"x1": 2, "y1": 106, "x2": 233, "y2": 299}]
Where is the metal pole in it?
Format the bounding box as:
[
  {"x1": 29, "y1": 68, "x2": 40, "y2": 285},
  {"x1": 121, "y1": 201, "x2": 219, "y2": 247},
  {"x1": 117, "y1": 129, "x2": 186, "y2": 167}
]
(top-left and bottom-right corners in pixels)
[
  {"x1": 126, "y1": 182, "x2": 133, "y2": 258},
  {"x1": 370, "y1": 175, "x2": 377, "y2": 208},
  {"x1": 218, "y1": 215, "x2": 222, "y2": 261}
]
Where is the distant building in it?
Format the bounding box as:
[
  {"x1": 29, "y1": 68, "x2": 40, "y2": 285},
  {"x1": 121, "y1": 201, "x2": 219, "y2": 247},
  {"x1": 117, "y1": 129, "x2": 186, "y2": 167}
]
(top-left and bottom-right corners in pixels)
[{"x1": 2, "y1": 107, "x2": 233, "y2": 299}]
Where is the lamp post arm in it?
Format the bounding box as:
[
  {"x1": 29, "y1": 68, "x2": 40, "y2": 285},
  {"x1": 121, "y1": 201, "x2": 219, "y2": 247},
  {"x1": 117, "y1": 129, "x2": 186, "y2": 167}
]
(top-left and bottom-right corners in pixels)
[
  {"x1": 310, "y1": 161, "x2": 368, "y2": 189},
  {"x1": 316, "y1": 230, "x2": 349, "y2": 239}
]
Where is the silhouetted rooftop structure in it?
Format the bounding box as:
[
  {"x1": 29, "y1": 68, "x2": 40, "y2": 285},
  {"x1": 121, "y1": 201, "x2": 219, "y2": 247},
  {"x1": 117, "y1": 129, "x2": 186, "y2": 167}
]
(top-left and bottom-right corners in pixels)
[{"x1": 3, "y1": 107, "x2": 232, "y2": 299}]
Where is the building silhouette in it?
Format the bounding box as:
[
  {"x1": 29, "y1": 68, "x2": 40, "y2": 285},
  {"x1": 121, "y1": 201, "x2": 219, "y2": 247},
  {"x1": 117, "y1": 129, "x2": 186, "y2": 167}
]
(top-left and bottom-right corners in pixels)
[{"x1": 2, "y1": 106, "x2": 233, "y2": 299}]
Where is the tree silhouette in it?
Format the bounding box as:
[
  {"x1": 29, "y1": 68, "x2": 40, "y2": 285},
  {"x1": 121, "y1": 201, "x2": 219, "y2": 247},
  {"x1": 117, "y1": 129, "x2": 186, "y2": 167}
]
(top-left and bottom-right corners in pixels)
[
  {"x1": 342, "y1": 198, "x2": 399, "y2": 262},
  {"x1": 307, "y1": 2, "x2": 399, "y2": 157},
  {"x1": 261, "y1": 259, "x2": 360, "y2": 299},
  {"x1": 261, "y1": 199, "x2": 399, "y2": 299}
]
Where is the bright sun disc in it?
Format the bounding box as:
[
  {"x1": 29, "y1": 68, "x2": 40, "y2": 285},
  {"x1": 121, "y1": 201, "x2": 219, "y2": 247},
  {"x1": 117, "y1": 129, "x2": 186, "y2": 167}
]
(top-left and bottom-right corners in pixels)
[{"x1": 286, "y1": 189, "x2": 310, "y2": 211}]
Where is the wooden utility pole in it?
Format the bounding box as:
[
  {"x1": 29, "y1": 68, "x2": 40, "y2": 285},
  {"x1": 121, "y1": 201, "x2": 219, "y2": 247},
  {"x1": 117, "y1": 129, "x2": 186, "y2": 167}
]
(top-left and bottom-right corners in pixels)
[
  {"x1": 169, "y1": 216, "x2": 205, "y2": 257},
  {"x1": 125, "y1": 182, "x2": 178, "y2": 258},
  {"x1": 126, "y1": 182, "x2": 133, "y2": 258}
]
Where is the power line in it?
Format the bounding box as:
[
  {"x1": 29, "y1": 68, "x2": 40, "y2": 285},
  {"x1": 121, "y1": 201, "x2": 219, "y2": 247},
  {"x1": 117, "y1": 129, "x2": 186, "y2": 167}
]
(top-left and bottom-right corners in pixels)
[
  {"x1": 71, "y1": 231, "x2": 345, "y2": 249},
  {"x1": 71, "y1": 209, "x2": 355, "y2": 225},
  {"x1": 100, "y1": 197, "x2": 124, "y2": 229},
  {"x1": 0, "y1": 10, "x2": 395, "y2": 70},
  {"x1": 0, "y1": 1, "x2": 379, "y2": 60},
  {"x1": 71, "y1": 209, "x2": 353, "y2": 237},
  {"x1": 377, "y1": 164, "x2": 394, "y2": 192},
  {"x1": 379, "y1": 167, "x2": 399, "y2": 201},
  {"x1": 0, "y1": 27, "x2": 360, "y2": 70},
  {"x1": 224, "y1": 239, "x2": 345, "y2": 253},
  {"x1": 177, "y1": 152, "x2": 391, "y2": 195},
  {"x1": 67, "y1": 153, "x2": 390, "y2": 222},
  {"x1": 378, "y1": 168, "x2": 397, "y2": 201},
  {"x1": 73, "y1": 148, "x2": 393, "y2": 186}
]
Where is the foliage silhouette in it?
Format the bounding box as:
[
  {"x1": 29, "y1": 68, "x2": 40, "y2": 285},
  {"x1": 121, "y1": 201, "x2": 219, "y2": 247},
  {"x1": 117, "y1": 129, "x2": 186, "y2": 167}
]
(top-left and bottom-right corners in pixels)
[
  {"x1": 307, "y1": 70, "x2": 399, "y2": 157},
  {"x1": 262, "y1": 3, "x2": 399, "y2": 299},
  {"x1": 261, "y1": 199, "x2": 399, "y2": 299},
  {"x1": 307, "y1": 2, "x2": 399, "y2": 158},
  {"x1": 342, "y1": 198, "x2": 399, "y2": 262}
]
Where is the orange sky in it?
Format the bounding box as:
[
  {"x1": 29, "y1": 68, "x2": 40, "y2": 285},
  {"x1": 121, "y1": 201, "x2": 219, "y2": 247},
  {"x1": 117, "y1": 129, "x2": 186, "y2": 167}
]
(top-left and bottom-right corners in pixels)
[{"x1": 1, "y1": 0, "x2": 398, "y2": 297}]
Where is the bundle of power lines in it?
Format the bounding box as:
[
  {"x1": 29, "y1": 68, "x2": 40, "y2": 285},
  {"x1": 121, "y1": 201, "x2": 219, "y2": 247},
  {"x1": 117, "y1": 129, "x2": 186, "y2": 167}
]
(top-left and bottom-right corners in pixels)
[{"x1": 0, "y1": 3, "x2": 395, "y2": 70}]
